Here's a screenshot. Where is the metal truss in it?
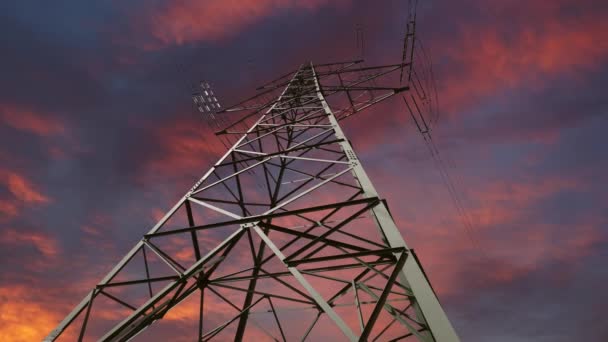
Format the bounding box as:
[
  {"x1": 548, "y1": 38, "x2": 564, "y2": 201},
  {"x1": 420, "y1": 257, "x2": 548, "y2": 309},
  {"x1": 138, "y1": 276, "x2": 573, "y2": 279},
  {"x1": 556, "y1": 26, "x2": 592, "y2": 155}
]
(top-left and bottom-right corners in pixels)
[{"x1": 46, "y1": 58, "x2": 459, "y2": 341}]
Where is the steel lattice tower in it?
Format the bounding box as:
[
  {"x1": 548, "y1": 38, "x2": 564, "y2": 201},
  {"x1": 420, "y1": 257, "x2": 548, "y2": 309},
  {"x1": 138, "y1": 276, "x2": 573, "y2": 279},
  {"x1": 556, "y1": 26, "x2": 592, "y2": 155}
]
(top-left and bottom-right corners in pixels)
[{"x1": 46, "y1": 6, "x2": 459, "y2": 341}]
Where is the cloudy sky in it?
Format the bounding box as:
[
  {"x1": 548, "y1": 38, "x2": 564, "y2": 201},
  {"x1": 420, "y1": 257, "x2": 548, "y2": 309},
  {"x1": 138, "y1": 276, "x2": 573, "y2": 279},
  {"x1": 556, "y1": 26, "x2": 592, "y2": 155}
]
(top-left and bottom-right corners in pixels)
[{"x1": 1, "y1": 0, "x2": 607, "y2": 341}]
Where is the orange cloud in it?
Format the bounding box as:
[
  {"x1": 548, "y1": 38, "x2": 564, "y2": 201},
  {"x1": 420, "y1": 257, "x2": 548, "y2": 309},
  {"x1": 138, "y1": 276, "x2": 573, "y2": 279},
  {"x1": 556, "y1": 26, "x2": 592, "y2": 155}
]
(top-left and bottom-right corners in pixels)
[
  {"x1": 5, "y1": 172, "x2": 50, "y2": 204},
  {"x1": 0, "y1": 286, "x2": 76, "y2": 342},
  {"x1": 149, "y1": 0, "x2": 349, "y2": 47},
  {"x1": 0, "y1": 229, "x2": 60, "y2": 259},
  {"x1": 0, "y1": 170, "x2": 51, "y2": 219},
  {"x1": 0, "y1": 105, "x2": 65, "y2": 137}
]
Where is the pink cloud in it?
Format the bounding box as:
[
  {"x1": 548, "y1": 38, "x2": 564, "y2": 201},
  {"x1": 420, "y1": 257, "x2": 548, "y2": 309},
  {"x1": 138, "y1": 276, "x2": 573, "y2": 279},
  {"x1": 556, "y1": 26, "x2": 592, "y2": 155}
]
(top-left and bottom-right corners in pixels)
[
  {"x1": 0, "y1": 199, "x2": 19, "y2": 219},
  {"x1": 0, "y1": 105, "x2": 65, "y2": 137},
  {"x1": 139, "y1": 117, "x2": 227, "y2": 182},
  {"x1": 148, "y1": 0, "x2": 350, "y2": 47},
  {"x1": 434, "y1": 2, "x2": 608, "y2": 114}
]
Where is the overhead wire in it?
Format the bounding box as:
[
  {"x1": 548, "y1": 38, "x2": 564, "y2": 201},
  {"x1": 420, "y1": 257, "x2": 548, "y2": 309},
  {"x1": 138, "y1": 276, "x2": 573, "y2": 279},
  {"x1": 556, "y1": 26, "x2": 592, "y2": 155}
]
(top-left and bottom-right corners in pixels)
[
  {"x1": 412, "y1": 37, "x2": 480, "y2": 229},
  {"x1": 413, "y1": 37, "x2": 440, "y2": 128},
  {"x1": 406, "y1": 93, "x2": 489, "y2": 260},
  {"x1": 402, "y1": 28, "x2": 490, "y2": 260}
]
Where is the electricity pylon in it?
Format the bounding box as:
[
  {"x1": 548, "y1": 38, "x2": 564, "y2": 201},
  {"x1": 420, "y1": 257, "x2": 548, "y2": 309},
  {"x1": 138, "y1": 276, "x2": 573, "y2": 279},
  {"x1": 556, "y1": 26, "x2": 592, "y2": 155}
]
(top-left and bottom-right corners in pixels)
[{"x1": 46, "y1": 6, "x2": 459, "y2": 342}]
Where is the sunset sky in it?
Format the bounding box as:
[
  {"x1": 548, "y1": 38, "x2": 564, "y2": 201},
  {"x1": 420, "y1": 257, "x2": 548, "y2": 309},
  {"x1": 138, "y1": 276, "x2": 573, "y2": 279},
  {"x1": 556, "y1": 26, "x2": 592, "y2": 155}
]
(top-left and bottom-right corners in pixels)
[{"x1": 1, "y1": 0, "x2": 607, "y2": 341}]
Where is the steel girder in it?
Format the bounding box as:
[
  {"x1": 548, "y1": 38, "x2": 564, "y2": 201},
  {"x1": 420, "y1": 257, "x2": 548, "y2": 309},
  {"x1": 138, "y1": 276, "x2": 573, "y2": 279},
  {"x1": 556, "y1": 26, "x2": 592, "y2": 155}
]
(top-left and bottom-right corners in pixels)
[{"x1": 45, "y1": 61, "x2": 458, "y2": 342}]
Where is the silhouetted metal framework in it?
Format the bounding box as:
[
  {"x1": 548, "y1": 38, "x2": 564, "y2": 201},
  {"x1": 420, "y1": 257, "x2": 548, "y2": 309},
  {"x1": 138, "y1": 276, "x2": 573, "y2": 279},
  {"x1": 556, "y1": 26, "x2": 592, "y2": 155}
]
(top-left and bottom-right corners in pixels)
[{"x1": 46, "y1": 4, "x2": 459, "y2": 342}]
